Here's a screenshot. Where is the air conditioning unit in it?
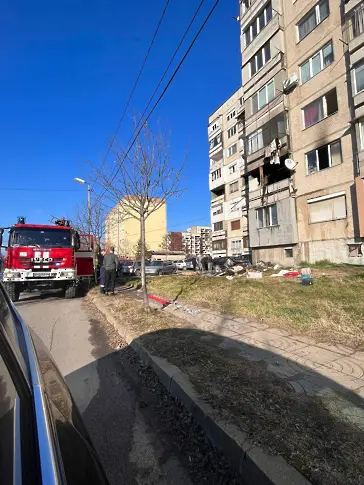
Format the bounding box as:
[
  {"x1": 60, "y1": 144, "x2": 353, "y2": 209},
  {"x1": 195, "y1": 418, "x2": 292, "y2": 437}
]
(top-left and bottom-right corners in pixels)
[{"x1": 283, "y1": 73, "x2": 299, "y2": 93}]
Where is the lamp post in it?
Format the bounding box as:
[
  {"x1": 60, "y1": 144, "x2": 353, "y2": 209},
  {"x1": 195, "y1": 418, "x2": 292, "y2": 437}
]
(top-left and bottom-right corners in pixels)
[{"x1": 74, "y1": 177, "x2": 91, "y2": 235}]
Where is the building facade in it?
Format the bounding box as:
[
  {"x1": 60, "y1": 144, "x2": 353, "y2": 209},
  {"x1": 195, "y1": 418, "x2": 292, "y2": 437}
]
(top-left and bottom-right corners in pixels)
[
  {"x1": 208, "y1": 87, "x2": 249, "y2": 258},
  {"x1": 208, "y1": 0, "x2": 364, "y2": 265},
  {"x1": 105, "y1": 197, "x2": 167, "y2": 257},
  {"x1": 182, "y1": 226, "x2": 212, "y2": 256}
]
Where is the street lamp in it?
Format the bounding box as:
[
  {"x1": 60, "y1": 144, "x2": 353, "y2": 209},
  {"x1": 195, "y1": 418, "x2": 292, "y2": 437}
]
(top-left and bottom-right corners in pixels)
[{"x1": 74, "y1": 177, "x2": 91, "y2": 235}]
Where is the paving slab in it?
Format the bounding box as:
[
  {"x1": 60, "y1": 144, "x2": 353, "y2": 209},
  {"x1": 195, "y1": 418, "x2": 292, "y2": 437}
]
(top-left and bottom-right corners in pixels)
[
  {"x1": 291, "y1": 345, "x2": 342, "y2": 365},
  {"x1": 325, "y1": 357, "x2": 364, "y2": 379},
  {"x1": 242, "y1": 331, "x2": 308, "y2": 354}
]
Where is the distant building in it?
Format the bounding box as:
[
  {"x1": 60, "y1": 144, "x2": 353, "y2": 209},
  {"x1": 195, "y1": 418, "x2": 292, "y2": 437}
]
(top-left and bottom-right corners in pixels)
[
  {"x1": 105, "y1": 197, "x2": 167, "y2": 257},
  {"x1": 169, "y1": 232, "x2": 183, "y2": 251},
  {"x1": 182, "y1": 226, "x2": 211, "y2": 256}
]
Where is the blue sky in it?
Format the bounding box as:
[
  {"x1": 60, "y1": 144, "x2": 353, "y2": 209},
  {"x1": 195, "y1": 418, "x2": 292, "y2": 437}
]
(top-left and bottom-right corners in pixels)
[{"x1": 0, "y1": 0, "x2": 241, "y2": 231}]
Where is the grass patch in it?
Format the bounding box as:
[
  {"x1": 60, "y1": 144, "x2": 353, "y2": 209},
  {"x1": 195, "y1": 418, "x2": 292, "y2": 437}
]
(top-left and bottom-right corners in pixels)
[
  {"x1": 147, "y1": 275, "x2": 364, "y2": 349},
  {"x1": 143, "y1": 327, "x2": 364, "y2": 485}
]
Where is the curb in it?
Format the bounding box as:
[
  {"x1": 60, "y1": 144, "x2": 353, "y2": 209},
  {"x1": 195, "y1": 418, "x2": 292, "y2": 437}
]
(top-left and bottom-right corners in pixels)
[{"x1": 86, "y1": 293, "x2": 311, "y2": 485}]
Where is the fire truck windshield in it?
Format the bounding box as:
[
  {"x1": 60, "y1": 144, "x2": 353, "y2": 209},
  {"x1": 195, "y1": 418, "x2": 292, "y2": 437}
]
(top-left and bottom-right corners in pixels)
[{"x1": 10, "y1": 228, "x2": 72, "y2": 248}]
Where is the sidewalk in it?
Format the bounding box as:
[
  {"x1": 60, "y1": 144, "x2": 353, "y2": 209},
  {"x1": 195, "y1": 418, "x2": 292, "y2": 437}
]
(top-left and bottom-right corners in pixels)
[
  {"x1": 88, "y1": 287, "x2": 364, "y2": 485},
  {"x1": 164, "y1": 301, "x2": 364, "y2": 402}
]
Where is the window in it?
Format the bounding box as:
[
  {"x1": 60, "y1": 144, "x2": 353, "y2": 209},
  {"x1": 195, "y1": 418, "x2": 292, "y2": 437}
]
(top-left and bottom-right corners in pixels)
[
  {"x1": 227, "y1": 110, "x2": 236, "y2": 121},
  {"x1": 306, "y1": 140, "x2": 342, "y2": 175},
  {"x1": 249, "y1": 42, "x2": 271, "y2": 77},
  {"x1": 285, "y1": 248, "x2": 294, "y2": 258},
  {"x1": 256, "y1": 204, "x2": 278, "y2": 228},
  {"x1": 300, "y1": 42, "x2": 333, "y2": 84},
  {"x1": 230, "y1": 181, "x2": 239, "y2": 193},
  {"x1": 209, "y1": 134, "x2": 222, "y2": 150},
  {"x1": 211, "y1": 168, "x2": 221, "y2": 181},
  {"x1": 252, "y1": 79, "x2": 275, "y2": 113},
  {"x1": 359, "y1": 119, "x2": 364, "y2": 150},
  {"x1": 247, "y1": 128, "x2": 264, "y2": 154},
  {"x1": 231, "y1": 220, "x2": 241, "y2": 231},
  {"x1": 302, "y1": 89, "x2": 338, "y2": 128},
  {"x1": 227, "y1": 125, "x2": 237, "y2": 138},
  {"x1": 231, "y1": 240, "x2": 242, "y2": 250},
  {"x1": 297, "y1": 0, "x2": 329, "y2": 41},
  {"x1": 354, "y1": 61, "x2": 364, "y2": 94},
  {"x1": 308, "y1": 193, "x2": 347, "y2": 223},
  {"x1": 244, "y1": 2, "x2": 273, "y2": 47},
  {"x1": 227, "y1": 144, "x2": 237, "y2": 156},
  {"x1": 229, "y1": 164, "x2": 237, "y2": 175},
  {"x1": 243, "y1": 235, "x2": 248, "y2": 248},
  {"x1": 212, "y1": 204, "x2": 223, "y2": 215},
  {"x1": 212, "y1": 239, "x2": 227, "y2": 250},
  {"x1": 346, "y1": 3, "x2": 364, "y2": 42},
  {"x1": 348, "y1": 244, "x2": 363, "y2": 257},
  {"x1": 213, "y1": 222, "x2": 223, "y2": 231}
]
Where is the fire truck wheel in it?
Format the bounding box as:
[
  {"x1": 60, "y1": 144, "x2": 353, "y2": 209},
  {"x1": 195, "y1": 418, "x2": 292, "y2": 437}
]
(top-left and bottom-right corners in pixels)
[
  {"x1": 64, "y1": 285, "x2": 77, "y2": 299},
  {"x1": 4, "y1": 282, "x2": 20, "y2": 302}
]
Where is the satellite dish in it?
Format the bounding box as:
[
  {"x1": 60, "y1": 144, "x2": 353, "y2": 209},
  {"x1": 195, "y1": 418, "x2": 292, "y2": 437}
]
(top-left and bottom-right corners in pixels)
[{"x1": 285, "y1": 158, "x2": 297, "y2": 170}]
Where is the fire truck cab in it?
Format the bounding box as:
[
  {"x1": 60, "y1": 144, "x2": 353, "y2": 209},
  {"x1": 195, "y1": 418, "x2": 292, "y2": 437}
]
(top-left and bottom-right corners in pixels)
[{"x1": 0, "y1": 217, "x2": 94, "y2": 301}]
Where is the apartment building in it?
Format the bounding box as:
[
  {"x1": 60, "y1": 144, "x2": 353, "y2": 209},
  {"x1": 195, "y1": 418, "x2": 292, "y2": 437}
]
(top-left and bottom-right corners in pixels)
[
  {"x1": 182, "y1": 226, "x2": 212, "y2": 256},
  {"x1": 105, "y1": 197, "x2": 167, "y2": 257},
  {"x1": 284, "y1": 0, "x2": 362, "y2": 263},
  {"x1": 239, "y1": 0, "x2": 298, "y2": 266},
  {"x1": 229, "y1": 0, "x2": 364, "y2": 265},
  {"x1": 208, "y1": 87, "x2": 249, "y2": 258}
]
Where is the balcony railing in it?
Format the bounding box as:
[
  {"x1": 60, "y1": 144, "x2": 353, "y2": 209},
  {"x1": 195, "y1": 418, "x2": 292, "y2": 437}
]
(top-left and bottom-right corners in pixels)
[{"x1": 344, "y1": 2, "x2": 364, "y2": 44}]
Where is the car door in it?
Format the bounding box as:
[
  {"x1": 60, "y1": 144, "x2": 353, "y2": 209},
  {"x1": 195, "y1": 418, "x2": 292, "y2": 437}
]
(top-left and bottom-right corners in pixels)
[{"x1": 0, "y1": 283, "x2": 109, "y2": 485}]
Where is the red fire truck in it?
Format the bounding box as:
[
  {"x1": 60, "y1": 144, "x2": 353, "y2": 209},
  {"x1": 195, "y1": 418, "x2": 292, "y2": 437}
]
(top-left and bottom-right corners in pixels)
[{"x1": 0, "y1": 217, "x2": 94, "y2": 301}]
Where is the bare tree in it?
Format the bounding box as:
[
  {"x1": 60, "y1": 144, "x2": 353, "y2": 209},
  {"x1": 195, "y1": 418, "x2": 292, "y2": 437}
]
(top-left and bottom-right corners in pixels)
[
  {"x1": 89, "y1": 121, "x2": 186, "y2": 310},
  {"x1": 159, "y1": 233, "x2": 171, "y2": 251},
  {"x1": 72, "y1": 197, "x2": 107, "y2": 256}
]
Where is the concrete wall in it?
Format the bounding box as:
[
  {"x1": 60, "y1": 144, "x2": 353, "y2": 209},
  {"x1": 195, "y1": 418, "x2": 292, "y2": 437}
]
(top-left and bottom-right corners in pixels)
[
  {"x1": 252, "y1": 245, "x2": 296, "y2": 266},
  {"x1": 249, "y1": 197, "x2": 298, "y2": 247},
  {"x1": 297, "y1": 238, "x2": 364, "y2": 265}
]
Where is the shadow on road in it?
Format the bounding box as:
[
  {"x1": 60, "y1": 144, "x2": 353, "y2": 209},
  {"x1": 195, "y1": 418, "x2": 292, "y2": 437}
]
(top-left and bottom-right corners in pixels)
[{"x1": 63, "y1": 310, "x2": 364, "y2": 485}]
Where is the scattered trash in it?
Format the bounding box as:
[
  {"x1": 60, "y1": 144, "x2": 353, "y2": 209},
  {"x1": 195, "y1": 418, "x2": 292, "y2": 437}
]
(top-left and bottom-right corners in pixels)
[
  {"x1": 301, "y1": 267, "x2": 312, "y2": 276},
  {"x1": 226, "y1": 275, "x2": 234, "y2": 280},
  {"x1": 284, "y1": 271, "x2": 301, "y2": 278},
  {"x1": 273, "y1": 264, "x2": 280, "y2": 270},
  {"x1": 172, "y1": 302, "x2": 201, "y2": 314},
  {"x1": 301, "y1": 277, "x2": 313, "y2": 286},
  {"x1": 247, "y1": 271, "x2": 263, "y2": 279},
  {"x1": 271, "y1": 270, "x2": 289, "y2": 277}
]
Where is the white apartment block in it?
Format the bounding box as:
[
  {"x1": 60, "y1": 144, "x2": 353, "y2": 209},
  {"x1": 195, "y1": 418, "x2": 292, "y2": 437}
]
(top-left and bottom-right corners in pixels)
[
  {"x1": 208, "y1": 87, "x2": 248, "y2": 258},
  {"x1": 182, "y1": 226, "x2": 212, "y2": 256}
]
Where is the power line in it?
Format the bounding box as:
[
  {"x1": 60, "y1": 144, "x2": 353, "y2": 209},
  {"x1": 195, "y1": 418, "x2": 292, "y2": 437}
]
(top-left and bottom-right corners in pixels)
[
  {"x1": 0, "y1": 188, "x2": 83, "y2": 192},
  {"x1": 93, "y1": 0, "x2": 220, "y2": 207},
  {"x1": 94, "y1": 0, "x2": 171, "y2": 185}
]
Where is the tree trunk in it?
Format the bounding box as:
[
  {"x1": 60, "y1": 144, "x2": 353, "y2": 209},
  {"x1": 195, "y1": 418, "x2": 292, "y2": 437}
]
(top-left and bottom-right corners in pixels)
[{"x1": 140, "y1": 216, "x2": 149, "y2": 311}]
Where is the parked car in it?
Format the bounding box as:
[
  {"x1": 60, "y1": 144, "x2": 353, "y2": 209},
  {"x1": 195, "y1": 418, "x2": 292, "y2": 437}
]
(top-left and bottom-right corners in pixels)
[
  {"x1": 185, "y1": 257, "x2": 196, "y2": 270},
  {"x1": 0, "y1": 282, "x2": 109, "y2": 484},
  {"x1": 145, "y1": 261, "x2": 176, "y2": 275},
  {"x1": 175, "y1": 260, "x2": 187, "y2": 270},
  {"x1": 120, "y1": 260, "x2": 142, "y2": 276}
]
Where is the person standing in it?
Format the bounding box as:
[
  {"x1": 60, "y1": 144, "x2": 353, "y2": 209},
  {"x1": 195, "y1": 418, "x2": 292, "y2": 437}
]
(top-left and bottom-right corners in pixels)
[
  {"x1": 99, "y1": 249, "x2": 106, "y2": 294},
  {"x1": 103, "y1": 247, "x2": 118, "y2": 295}
]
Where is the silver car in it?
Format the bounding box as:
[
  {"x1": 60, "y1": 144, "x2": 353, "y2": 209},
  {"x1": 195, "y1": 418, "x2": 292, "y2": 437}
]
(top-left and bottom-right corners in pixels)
[{"x1": 145, "y1": 261, "x2": 176, "y2": 276}]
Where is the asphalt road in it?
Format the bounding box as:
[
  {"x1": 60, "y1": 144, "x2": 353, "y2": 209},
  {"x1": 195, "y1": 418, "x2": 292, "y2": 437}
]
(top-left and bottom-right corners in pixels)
[{"x1": 15, "y1": 290, "x2": 239, "y2": 485}]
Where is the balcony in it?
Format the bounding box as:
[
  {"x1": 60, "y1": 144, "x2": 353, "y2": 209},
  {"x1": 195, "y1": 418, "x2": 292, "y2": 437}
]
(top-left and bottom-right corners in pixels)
[
  {"x1": 211, "y1": 194, "x2": 225, "y2": 206},
  {"x1": 344, "y1": 2, "x2": 364, "y2": 53},
  {"x1": 242, "y1": 13, "x2": 282, "y2": 63},
  {"x1": 209, "y1": 133, "x2": 223, "y2": 160},
  {"x1": 211, "y1": 203, "x2": 225, "y2": 224},
  {"x1": 211, "y1": 229, "x2": 226, "y2": 241}
]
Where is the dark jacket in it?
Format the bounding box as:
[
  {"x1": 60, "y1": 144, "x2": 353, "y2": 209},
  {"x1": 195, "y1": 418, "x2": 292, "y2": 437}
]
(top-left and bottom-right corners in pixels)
[{"x1": 103, "y1": 253, "x2": 118, "y2": 271}]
